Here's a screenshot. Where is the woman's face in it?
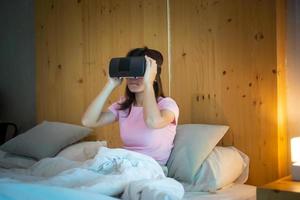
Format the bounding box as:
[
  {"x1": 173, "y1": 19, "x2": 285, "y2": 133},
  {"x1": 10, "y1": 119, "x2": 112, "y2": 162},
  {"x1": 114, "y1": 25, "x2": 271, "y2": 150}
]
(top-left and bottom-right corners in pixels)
[{"x1": 126, "y1": 77, "x2": 144, "y2": 93}]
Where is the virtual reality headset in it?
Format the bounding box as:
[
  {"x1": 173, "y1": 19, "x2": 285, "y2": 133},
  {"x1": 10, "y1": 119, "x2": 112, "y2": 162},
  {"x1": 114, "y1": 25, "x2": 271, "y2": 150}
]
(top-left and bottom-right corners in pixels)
[{"x1": 109, "y1": 56, "x2": 161, "y2": 78}]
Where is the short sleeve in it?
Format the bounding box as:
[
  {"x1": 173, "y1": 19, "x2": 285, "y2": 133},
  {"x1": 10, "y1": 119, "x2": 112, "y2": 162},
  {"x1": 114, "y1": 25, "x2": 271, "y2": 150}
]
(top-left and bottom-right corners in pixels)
[
  {"x1": 108, "y1": 97, "x2": 127, "y2": 120},
  {"x1": 108, "y1": 102, "x2": 120, "y2": 120},
  {"x1": 158, "y1": 97, "x2": 179, "y2": 125},
  {"x1": 109, "y1": 97, "x2": 129, "y2": 120}
]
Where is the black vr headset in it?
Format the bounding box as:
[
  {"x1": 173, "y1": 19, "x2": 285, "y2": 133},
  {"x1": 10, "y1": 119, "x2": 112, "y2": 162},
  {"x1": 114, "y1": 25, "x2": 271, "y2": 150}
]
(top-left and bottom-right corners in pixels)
[{"x1": 109, "y1": 56, "x2": 161, "y2": 78}]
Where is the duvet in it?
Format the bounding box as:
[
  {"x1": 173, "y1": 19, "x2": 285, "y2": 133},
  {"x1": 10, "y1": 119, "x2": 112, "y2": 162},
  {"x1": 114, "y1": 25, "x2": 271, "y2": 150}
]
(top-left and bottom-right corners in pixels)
[{"x1": 0, "y1": 147, "x2": 184, "y2": 200}]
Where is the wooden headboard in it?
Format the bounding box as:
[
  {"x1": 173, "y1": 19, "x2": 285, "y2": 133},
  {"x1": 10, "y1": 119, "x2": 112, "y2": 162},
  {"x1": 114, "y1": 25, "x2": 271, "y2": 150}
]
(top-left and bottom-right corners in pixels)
[{"x1": 35, "y1": 0, "x2": 287, "y2": 186}]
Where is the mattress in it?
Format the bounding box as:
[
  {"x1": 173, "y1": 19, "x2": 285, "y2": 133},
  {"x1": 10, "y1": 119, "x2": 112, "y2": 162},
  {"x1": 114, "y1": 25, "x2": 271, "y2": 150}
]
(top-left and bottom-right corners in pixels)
[{"x1": 183, "y1": 184, "x2": 256, "y2": 200}]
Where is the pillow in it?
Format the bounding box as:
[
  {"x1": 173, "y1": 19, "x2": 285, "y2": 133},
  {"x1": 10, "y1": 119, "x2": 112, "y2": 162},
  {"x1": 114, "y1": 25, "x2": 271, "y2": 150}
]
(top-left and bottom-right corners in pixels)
[
  {"x1": 56, "y1": 141, "x2": 107, "y2": 162},
  {"x1": 0, "y1": 121, "x2": 92, "y2": 160},
  {"x1": 183, "y1": 146, "x2": 249, "y2": 192},
  {"x1": 167, "y1": 124, "x2": 229, "y2": 183},
  {"x1": 0, "y1": 150, "x2": 37, "y2": 169}
]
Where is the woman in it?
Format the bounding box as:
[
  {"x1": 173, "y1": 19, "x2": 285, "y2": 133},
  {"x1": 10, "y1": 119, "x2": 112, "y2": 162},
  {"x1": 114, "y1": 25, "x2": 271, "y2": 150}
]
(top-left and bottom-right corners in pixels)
[{"x1": 81, "y1": 47, "x2": 179, "y2": 165}]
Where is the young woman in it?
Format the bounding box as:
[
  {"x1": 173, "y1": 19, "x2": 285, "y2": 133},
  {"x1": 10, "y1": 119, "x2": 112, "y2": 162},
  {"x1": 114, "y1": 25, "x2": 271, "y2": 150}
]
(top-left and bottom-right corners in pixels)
[{"x1": 81, "y1": 47, "x2": 179, "y2": 165}]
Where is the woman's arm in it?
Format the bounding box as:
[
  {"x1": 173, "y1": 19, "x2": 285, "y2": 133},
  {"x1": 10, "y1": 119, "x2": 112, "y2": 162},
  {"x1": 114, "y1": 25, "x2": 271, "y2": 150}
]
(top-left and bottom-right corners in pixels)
[
  {"x1": 143, "y1": 56, "x2": 175, "y2": 129},
  {"x1": 81, "y1": 78, "x2": 122, "y2": 128}
]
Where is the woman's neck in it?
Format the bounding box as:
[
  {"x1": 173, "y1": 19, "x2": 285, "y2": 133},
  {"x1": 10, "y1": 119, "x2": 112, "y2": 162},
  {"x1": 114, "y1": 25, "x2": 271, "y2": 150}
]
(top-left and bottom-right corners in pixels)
[{"x1": 134, "y1": 92, "x2": 144, "y2": 106}]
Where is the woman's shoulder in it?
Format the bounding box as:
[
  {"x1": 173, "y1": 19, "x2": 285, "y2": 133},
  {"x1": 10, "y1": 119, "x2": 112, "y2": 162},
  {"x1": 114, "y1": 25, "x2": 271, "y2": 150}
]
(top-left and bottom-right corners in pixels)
[
  {"x1": 157, "y1": 96, "x2": 178, "y2": 106},
  {"x1": 157, "y1": 96, "x2": 179, "y2": 119}
]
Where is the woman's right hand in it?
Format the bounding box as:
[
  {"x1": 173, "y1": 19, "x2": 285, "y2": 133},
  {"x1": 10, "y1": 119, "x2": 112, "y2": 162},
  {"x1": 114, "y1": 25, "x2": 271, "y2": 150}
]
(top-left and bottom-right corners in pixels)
[{"x1": 108, "y1": 77, "x2": 123, "y2": 88}]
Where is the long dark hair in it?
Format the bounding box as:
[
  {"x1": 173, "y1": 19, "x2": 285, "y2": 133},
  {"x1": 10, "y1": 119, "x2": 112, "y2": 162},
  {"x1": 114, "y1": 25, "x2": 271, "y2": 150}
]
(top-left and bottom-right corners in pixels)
[{"x1": 118, "y1": 47, "x2": 165, "y2": 116}]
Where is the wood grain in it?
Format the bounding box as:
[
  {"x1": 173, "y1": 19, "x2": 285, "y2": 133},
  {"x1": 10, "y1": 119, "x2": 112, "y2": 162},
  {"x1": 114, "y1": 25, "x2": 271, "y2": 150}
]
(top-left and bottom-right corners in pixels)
[
  {"x1": 35, "y1": 0, "x2": 168, "y2": 147},
  {"x1": 170, "y1": 0, "x2": 281, "y2": 185}
]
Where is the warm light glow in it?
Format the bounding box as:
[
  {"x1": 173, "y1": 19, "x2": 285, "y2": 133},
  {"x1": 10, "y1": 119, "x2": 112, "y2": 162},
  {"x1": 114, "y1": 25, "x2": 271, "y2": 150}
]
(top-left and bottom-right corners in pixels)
[
  {"x1": 291, "y1": 137, "x2": 300, "y2": 163},
  {"x1": 293, "y1": 162, "x2": 300, "y2": 167}
]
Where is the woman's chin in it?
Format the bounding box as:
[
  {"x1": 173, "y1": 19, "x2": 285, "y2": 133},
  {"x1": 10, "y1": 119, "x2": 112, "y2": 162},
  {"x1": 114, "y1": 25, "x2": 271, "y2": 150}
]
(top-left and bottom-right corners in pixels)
[{"x1": 128, "y1": 86, "x2": 144, "y2": 93}]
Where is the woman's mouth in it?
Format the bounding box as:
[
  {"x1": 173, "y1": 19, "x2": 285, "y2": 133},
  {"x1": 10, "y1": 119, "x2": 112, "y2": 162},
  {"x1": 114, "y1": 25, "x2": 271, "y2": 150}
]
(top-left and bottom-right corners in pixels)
[{"x1": 128, "y1": 83, "x2": 139, "y2": 86}]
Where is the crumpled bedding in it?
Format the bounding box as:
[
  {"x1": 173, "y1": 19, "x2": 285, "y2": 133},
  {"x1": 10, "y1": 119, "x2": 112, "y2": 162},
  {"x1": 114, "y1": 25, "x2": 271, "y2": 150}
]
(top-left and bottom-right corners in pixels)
[{"x1": 0, "y1": 147, "x2": 184, "y2": 200}]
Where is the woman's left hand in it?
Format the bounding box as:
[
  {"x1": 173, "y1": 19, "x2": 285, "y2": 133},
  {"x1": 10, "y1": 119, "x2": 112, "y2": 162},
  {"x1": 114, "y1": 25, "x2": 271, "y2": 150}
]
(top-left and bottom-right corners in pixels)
[{"x1": 144, "y1": 56, "x2": 157, "y2": 86}]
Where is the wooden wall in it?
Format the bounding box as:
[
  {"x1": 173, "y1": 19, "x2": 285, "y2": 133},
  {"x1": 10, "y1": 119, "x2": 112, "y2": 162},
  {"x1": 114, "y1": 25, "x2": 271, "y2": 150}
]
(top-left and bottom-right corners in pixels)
[
  {"x1": 35, "y1": 0, "x2": 169, "y2": 147},
  {"x1": 170, "y1": 0, "x2": 287, "y2": 185},
  {"x1": 35, "y1": 0, "x2": 287, "y2": 186}
]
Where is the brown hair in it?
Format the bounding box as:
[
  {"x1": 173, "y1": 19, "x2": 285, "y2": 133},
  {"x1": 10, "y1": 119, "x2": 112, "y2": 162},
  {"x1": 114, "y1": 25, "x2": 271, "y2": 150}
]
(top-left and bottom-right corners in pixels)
[{"x1": 118, "y1": 47, "x2": 165, "y2": 116}]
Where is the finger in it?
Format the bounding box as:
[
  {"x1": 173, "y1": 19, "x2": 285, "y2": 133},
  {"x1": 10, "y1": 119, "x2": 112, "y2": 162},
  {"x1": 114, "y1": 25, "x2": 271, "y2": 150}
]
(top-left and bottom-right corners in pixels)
[
  {"x1": 145, "y1": 55, "x2": 149, "y2": 63},
  {"x1": 149, "y1": 59, "x2": 157, "y2": 68},
  {"x1": 146, "y1": 56, "x2": 151, "y2": 68},
  {"x1": 145, "y1": 55, "x2": 155, "y2": 64}
]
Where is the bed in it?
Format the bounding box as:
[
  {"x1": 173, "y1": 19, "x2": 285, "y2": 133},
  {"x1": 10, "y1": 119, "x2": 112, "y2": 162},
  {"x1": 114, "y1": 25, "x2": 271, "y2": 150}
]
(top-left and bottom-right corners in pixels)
[
  {"x1": 183, "y1": 184, "x2": 256, "y2": 200},
  {"x1": 0, "y1": 121, "x2": 256, "y2": 200}
]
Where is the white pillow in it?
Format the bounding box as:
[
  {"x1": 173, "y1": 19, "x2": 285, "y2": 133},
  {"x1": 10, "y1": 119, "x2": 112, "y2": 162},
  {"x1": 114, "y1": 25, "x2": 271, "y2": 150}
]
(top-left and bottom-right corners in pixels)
[
  {"x1": 56, "y1": 141, "x2": 107, "y2": 162},
  {"x1": 183, "y1": 146, "x2": 249, "y2": 192},
  {"x1": 167, "y1": 124, "x2": 229, "y2": 183},
  {"x1": 0, "y1": 121, "x2": 92, "y2": 160},
  {"x1": 0, "y1": 150, "x2": 37, "y2": 169}
]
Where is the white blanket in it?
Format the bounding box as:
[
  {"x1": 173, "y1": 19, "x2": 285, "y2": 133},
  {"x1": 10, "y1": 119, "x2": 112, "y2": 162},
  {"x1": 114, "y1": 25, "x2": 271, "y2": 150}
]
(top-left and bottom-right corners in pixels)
[
  {"x1": 0, "y1": 147, "x2": 184, "y2": 200},
  {"x1": 122, "y1": 177, "x2": 184, "y2": 200}
]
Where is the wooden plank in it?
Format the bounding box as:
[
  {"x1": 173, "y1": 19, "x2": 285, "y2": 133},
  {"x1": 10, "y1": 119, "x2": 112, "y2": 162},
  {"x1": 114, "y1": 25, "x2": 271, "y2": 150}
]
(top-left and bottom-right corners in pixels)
[
  {"x1": 170, "y1": 0, "x2": 279, "y2": 185},
  {"x1": 276, "y1": 0, "x2": 288, "y2": 178},
  {"x1": 36, "y1": 0, "x2": 85, "y2": 124}
]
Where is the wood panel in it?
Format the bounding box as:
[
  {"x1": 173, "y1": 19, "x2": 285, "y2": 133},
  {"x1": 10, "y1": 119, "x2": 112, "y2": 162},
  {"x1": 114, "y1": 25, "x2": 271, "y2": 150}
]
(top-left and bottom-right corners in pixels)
[
  {"x1": 170, "y1": 0, "x2": 282, "y2": 185},
  {"x1": 35, "y1": 0, "x2": 86, "y2": 125},
  {"x1": 276, "y1": 0, "x2": 288, "y2": 178},
  {"x1": 35, "y1": 0, "x2": 168, "y2": 147}
]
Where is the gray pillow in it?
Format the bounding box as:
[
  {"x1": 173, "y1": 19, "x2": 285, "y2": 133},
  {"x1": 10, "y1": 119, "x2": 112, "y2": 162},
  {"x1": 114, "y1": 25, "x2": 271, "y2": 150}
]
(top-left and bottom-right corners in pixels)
[
  {"x1": 167, "y1": 124, "x2": 228, "y2": 183},
  {"x1": 0, "y1": 150, "x2": 36, "y2": 169},
  {"x1": 0, "y1": 121, "x2": 92, "y2": 160}
]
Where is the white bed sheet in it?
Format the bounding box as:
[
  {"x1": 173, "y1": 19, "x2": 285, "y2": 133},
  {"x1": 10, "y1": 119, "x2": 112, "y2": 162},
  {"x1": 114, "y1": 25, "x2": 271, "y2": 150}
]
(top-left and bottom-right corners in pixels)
[
  {"x1": 0, "y1": 180, "x2": 119, "y2": 200},
  {"x1": 183, "y1": 184, "x2": 256, "y2": 200}
]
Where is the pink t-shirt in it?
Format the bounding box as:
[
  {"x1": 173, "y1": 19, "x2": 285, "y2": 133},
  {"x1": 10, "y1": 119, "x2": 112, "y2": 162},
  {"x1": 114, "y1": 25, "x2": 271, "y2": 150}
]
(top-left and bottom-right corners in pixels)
[{"x1": 108, "y1": 97, "x2": 179, "y2": 165}]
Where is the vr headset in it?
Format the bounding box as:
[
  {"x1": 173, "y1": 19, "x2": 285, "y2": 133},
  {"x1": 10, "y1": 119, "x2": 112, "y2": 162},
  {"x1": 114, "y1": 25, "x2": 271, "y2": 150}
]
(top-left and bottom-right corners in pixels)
[{"x1": 109, "y1": 56, "x2": 161, "y2": 78}]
